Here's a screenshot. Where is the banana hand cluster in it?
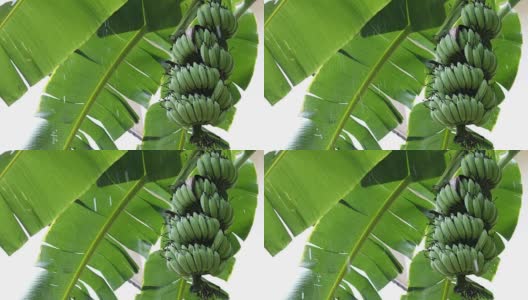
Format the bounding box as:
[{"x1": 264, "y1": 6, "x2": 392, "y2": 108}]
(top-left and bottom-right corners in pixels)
[
  {"x1": 200, "y1": 193, "x2": 234, "y2": 229},
  {"x1": 435, "y1": 176, "x2": 497, "y2": 228},
  {"x1": 435, "y1": 177, "x2": 481, "y2": 214},
  {"x1": 429, "y1": 244, "x2": 487, "y2": 276},
  {"x1": 461, "y1": 152, "x2": 502, "y2": 188},
  {"x1": 428, "y1": 151, "x2": 501, "y2": 291},
  {"x1": 197, "y1": 152, "x2": 238, "y2": 189},
  {"x1": 198, "y1": 1, "x2": 238, "y2": 39},
  {"x1": 165, "y1": 151, "x2": 238, "y2": 281},
  {"x1": 427, "y1": 0, "x2": 501, "y2": 131},
  {"x1": 462, "y1": 2, "x2": 501, "y2": 40},
  {"x1": 165, "y1": 244, "x2": 224, "y2": 277},
  {"x1": 164, "y1": 0, "x2": 237, "y2": 136},
  {"x1": 433, "y1": 213, "x2": 484, "y2": 245}
]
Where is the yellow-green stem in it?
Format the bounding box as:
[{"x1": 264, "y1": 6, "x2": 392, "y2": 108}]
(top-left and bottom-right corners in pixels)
[
  {"x1": 498, "y1": 150, "x2": 520, "y2": 169},
  {"x1": 235, "y1": 150, "x2": 255, "y2": 169}
]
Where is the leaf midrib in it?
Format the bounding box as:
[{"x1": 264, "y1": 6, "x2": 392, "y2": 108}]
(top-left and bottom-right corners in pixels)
[
  {"x1": 176, "y1": 279, "x2": 186, "y2": 299},
  {"x1": 264, "y1": 0, "x2": 289, "y2": 28},
  {"x1": 441, "y1": 279, "x2": 451, "y2": 300},
  {"x1": 62, "y1": 26, "x2": 148, "y2": 149},
  {"x1": 61, "y1": 176, "x2": 147, "y2": 300},
  {"x1": 441, "y1": 129, "x2": 451, "y2": 150},
  {"x1": 0, "y1": 150, "x2": 22, "y2": 180},
  {"x1": 326, "y1": 26, "x2": 412, "y2": 150},
  {"x1": 326, "y1": 176, "x2": 412, "y2": 299},
  {"x1": 264, "y1": 150, "x2": 286, "y2": 178},
  {"x1": 177, "y1": 130, "x2": 187, "y2": 150},
  {"x1": 0, "y1": 0, "x2": 26, "y2": 31}
]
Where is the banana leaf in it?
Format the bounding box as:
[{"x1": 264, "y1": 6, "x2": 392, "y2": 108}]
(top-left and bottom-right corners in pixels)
[
  {"x1": 26, "y1": 151, "x2": 186, "y2": 299},
  {"x1": 0, "y1": 0, "x2": 126, "y2": 105},
  {"x1": 28, "y1": 0, "x2": 194, "y2": 150},
  {"x1": 0, "y1": 151, "x2": 124, "y2": 255},
  {"x1": 285, "y1": 151, "x2": 448, "y2": 299}
]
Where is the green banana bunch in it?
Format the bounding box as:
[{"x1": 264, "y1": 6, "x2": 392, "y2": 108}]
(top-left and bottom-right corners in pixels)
[
  {"x1": 197, "y1": 1, "x2": 238, "y2": 39},
  {"x1": 163, "y1": 0, "x2": 238, "y2": 147},
  {"x1": 166, "y1": 94, "x2": 226, "y2": 127},
  {"x1": 165, "y1": 151, "x2": 238, "y2": 294},
  {"x1": 166, "y1": 243, "x2": 224, "y2": 276},
  {"x1": 435, "y1": 177, "x2": 482, "y2": 214},
  {"x1": 167, "y1": 213, "x2": 221, "y2": 246},
  {"x1": 427, "y1": 0, "x2": 501, "y2": 145},
  {"x1": 428, "y1": 151, "x2": 502, "y2": 299},
  {"x1": 461, "y1": 152, "x2": 502, "y2": 188},
  {"x1": 171, "y1": 28, "x2": 219, "y2": 65},
  {"x1": 462, "y1": 1, "x2": 501, "y2": 39},
  {"x1": 197, "y1": 152, "x2": 238, "y2": 189},
  {"x1": 465, "y1": 193, "x2": 498, "y2": 227},
  {"x1": 429, "y1": 243, "x2": 487, "y2": 276},
  {"x1": 200, "y1": 192, "x2": 234, "y2": 229},
  {"x1": 433, "y1": 213, "x2": 484, "y2": 245}
]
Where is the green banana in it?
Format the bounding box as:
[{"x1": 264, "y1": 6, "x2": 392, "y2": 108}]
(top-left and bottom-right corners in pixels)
[
  {"x1": 164, "y1": 0, "x2": 238, "y2": 144},
  {"x1": 165, "y1": 151, "x2": 240, "y2": 293},
  {"x1": 197, "y1": 152, "x2": 238, "y2": 189},
  {"x1": 429, "y1": 151, "x2": 502, "y2": 297},
  {"x1": 428, "y1": 0, "x2": 501, "y2": 139}
]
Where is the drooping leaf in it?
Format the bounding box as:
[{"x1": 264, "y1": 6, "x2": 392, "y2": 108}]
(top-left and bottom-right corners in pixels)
[
  {"x1": 291, "y1": 0, "x2": 448, "y2": 149},
  {"x1": 26, "y1": 151, "x2": 185, "y2": 299},
  {"x1": 28, "y1": 0, "x2": 194, "y2": 150},
  {"x1": 0, "y1": 0, "x2": 127, "y2": 105},
  {"x1": 489, "y1": 152, "x2": 522, "y2": 240},
  {"x1": 291, "y1": 30, "x2": 416, "y2": 150},
  {"x1": 286, "y1": 151, "x2": 446, "y2": 299},
  {"x1": 99, "y1": 0, "x2": 196, "y2": 36},
  {"x1": 0, "y1": 151, "x2": 124, "y2": 255},
  {"x1": 264, "y1": 151, "x2": 389, "y2": 255},
  {"x1": 361, "y1": 0, "x2": 446, "y2": 36},
  {"x1": 96, "y1": 150, "x2": 187, "y2": 185},
  {"x1": 362, "y1": 151, "x2": 447, "y2": 185},
  {"x1": 264, "y1": 0, "x2": 392, "y2": 104}
]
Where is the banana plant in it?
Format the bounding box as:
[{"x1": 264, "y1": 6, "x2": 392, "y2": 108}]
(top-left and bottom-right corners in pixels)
[
  {"x1": 0, "y1": 150, "x2": 258, "y2": 299},
  {"x1": 0, "y1": 0, "x2": 258, "y2": 150},
  {"x1": 264, "y1": 0, "x2": 522, "y2": 150},
  {"x1": 264, "y1": 150, "x2": 522, "y2": 299}
]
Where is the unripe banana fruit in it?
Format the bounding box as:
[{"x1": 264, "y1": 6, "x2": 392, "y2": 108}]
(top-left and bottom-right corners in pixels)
[
  {"x1": 165, "y1": 151, "x2": 238, "y2": 291},
  {"x1": 163, "y1": 0, "x2": 238, "y2": 146},
  {"x1": 427, "y1": 0, "x2": 501, "y2": 145},
  {"x1": 428, "y1": 151, "x2": 501, "y2": 298},
  {"x1": 197, "y1": 152, "x2": 238, "y2": 189},
  {"x1": 461, "y1": 152, "x2": 502, "y2": 188}
]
